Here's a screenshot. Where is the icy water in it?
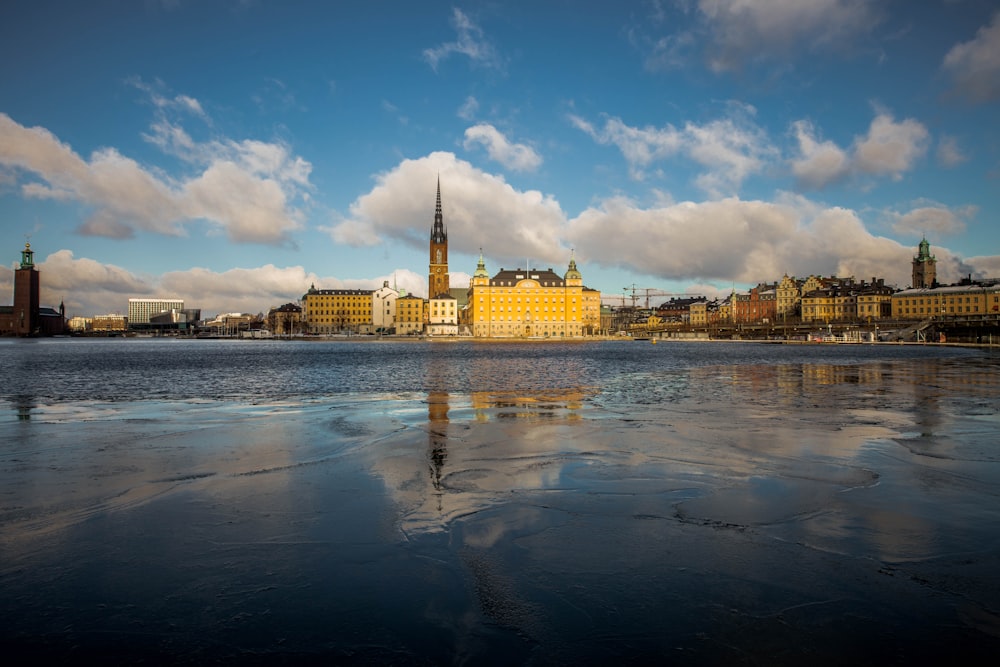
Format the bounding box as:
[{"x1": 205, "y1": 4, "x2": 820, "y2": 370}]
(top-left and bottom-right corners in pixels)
[{"x1": 2, "y1": 338, "x2": 1000, "y2": 664}]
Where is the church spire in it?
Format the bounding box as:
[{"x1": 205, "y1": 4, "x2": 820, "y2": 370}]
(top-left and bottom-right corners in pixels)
[{"x1": 431, "y1": 175, "x2": 447, "y2": 244}]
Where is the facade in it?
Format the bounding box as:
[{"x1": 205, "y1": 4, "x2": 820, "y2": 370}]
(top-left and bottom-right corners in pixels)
[
  {"x1": 912, "y1": 237, "x2": 937, "y2": 289},
  {"x1": 428, "y1": 178, "x2": 450, "y2": 299},
  {"x1": 93, "y1": 314, "x2": 128, "y2": 333},
  {"x1": 427, "y1": 294, "x2": 458, "y2": 336},
  {"x1": 265, "y1": 303, "x2": 303, "y2": 336},
  {"x1": 731, "y1": 284, "x2": 777, "y2": 324},
  {"x1": 301, "y1": 285, "x2": 373, "y2": 334},
  {"x1": 892, "y1": 282, "x2": 1000, "y2": 320},
  {"x1": 372, "y1": 281, "x2": 399, "y2": 333},
  {"x1": 395, "y1": 294, "x2": 426, "y2": 335},
  {"x1": 1, "y1": 243, "x2": 65, "y2": 336},
  {"x1": 801, "y1": 278, "x2": 894, "y2": 323},
  {"x1": 466, "y1": 253, "x2": 600, "y2": 338},
  {"x1": 128, "y1": 298, "x2": 184, "y2": 325}
]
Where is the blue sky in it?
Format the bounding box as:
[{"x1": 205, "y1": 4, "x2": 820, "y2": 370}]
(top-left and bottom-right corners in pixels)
[{"x1": 2, "y1": 0, "x2": 999, "y2": 317}]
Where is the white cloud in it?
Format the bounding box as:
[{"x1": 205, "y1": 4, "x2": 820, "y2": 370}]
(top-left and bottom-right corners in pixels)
[
  {"x1": 696, "y1": 0, "x2": 882, "y2": 72},
  {"x1": 942, "y1": 11, "x2": 1000, "y2": 103},
  {"x1": 887, "y1": 201, "x2": 976, "y2": 236},
  {"x1": 570, "y1": 108, "x2": 774, "y2": 195},
  {"x1": 789, "y1": 120, "x2": 851, "y2": 189},
  {"x1": 463, "y1": 123, "x2": 542, "y2": 172},
  {"x1": 423, "y1": 8, "x2": 503, "y2": 72},
  {"x1": 457, "y1": 96, "x2": 479, "y2": 121},
  {"x1": 0, "y1": 110, "x2": 311, "y2": 245},
  {"x1": 936, "y1": 135, "x2": 968, "y2": 168},
  {"x1": 789, "y1": 112, "x2": 929, "y2": 189},
  {"x1": 565, "y1": 194, "x2": 970, "y2": 288},
  {"x1": 852, "y1": 113, "x2": 930, "y2": 179},
  {"x1": 30, "y1": 249, "x2": 430, "y2": 318},
  {"x1": 327, "y1": 151, "x2": 568, "y2": 267}
]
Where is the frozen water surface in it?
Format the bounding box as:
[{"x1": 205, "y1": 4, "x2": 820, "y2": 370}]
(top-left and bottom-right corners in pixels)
[{"x1": 1, "y1": 338, "x2": 999, "y2": 664}]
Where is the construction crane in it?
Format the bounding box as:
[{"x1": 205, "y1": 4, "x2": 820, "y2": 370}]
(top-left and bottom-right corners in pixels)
[{"x1": 619, "y1": 284, "x2": 688, "y2": 309}]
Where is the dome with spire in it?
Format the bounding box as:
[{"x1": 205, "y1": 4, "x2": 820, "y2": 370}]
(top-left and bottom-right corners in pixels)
[{"x1": 564, "y1": 252, "x2": 581, "y2": 281}]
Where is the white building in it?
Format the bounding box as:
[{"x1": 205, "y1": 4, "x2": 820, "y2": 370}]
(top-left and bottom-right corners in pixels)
[
  {"x1": 371, "y1": 281, "x2": 399, "y2": 333},
  {"x1": 128, "y1": 298, "x2": 184, "y2": 324}
]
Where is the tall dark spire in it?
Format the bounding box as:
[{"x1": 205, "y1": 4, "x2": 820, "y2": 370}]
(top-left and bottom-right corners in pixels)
[{"x1": 431, "y1": 175, "x2": 447, "y2": 244}]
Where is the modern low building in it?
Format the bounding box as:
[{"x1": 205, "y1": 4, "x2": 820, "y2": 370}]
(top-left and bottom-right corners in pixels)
[{"x1": 128, "y1": 298, "x2": 184, "y2": 326}]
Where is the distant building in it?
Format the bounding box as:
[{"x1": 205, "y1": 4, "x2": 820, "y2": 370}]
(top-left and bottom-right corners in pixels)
[
  {"x1": 428, "y1": 177, "x2": 450, "y2": 299},
  {"x1": 892, "y1": 282, "x2": 1000, "y2": 320},
  {"x1": 801, "y1": 278, "x2": 894, "y2": 323},
  {"x1": 912, "y1": 237, "x2": 937, "y2": 289},
  {"x1": 427, "y1": 293, "x2": 458, "y2": 336},
  {"x1": 372, "y1": 281, "x2": 399, "y2": 333},
  {"x1": 265, "y1": 303, "x2": 303, "y2": 336},
  {"x1": 92, "y1": 314, "x2": 128, "y2": 333},
  {"x1": 0, "y1": 242, "x2": 65, "y2": 336},
  {"x1": 395, "y1": 294, "x2": 426, "y2": 335},
  {"x1": 128, "y1": 298, "x2": 184, "y2": 325},
  {"x1": 301, "y1": 286, "x2": 373, "y2": 334}
]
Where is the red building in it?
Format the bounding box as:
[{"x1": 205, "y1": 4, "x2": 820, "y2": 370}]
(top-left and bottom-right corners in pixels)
[{"x1": 0, "y1": 243, "x2": 66, "y2": 336}]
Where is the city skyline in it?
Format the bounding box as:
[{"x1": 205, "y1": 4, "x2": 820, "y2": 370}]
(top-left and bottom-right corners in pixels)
[{"x1": 2, "y1": 1, "x2": 999, "y2": 318}]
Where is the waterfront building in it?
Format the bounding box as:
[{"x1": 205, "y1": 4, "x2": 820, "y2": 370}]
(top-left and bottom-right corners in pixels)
[
  {"x1": 892, "y1": 281, "x2": 1000, "y2": 319},
  {"x1": 128, "y1": 297, "x2": 184, "y2": 326},
  {"x1": 427, "y1": 293, "x2": 458, "y2": 336},
  {"x1": 395, "y1": 294, "x2": 426, "y2": 335},
  {"x1": 466, "y1": 252, "x2": 600, "y2": 338},
  {"x1": 265, "y1": 303, "x2": 303, "y2": 336},
  {"x1": 372, "y1": 281, "x2": 399, "y2": 333},
  {"x1": 301, "y1": 285, "x2": 373, "y2": 334},
  {"x1": 801, "y1": 278, "x2": 894, "y2": 323},
  {"x1": 92, "y1": 314, "x2": 128, "y2": 333},
  {"x1": 912, "y1": 237, "x2": 937, "y2": 289},
  {"x1": 776, "y1": 275, "x2": 801, "y2": 318},
  {"x1": 731, "y1": 284, "x2": 777, "y2": 324},
  {"x1": 0, "y1": 242, "x2": 65, "y2": 336},
  {"x1": 428, "y1": 177, "x2": 449, "y2": 300},
  {"x1": 655, "y1": 297, "x2": 706, "y2": 324}
]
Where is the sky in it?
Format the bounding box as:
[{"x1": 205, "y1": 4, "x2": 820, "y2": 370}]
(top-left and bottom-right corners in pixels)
[{"x1": 2, "y1": 0, "x2": 999, "y2": 318}]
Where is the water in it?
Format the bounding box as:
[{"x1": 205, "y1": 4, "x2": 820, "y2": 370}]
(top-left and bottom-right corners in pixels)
[{"x1": 2, "y1": 338, "x2": 999, "y2": 664}]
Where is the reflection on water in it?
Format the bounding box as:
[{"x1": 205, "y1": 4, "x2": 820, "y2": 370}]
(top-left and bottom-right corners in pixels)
[{"x1": 2, "y1": 340, "x2": 999, "y2": 662}]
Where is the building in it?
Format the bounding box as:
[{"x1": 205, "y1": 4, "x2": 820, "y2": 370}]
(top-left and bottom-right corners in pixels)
[
  {"x1": 801, "y1": 278, "x2": 894, "y2": 323},
  {"x1": 92, "y1": 314, "x2": 128, "y2": 333},
  {"x1": 395, "y1": 294, "x2": 426, "y2": 335},
  {"x1": 372, "y1": 281, "x2": 399, "y2": 333},
  {"x1": 912, "y1": 237, "x2": 937, "y2": 289},
  {"x1": 128, "y1": 298, "x2": 184, "y2": 325},
  {"x1": 301, "y1": 285, "x2": 373, "y2": 334},
  {"x1": 265, "y1": 303, "x2": 303, "y2": 336},
  {"x1": 731, "y1": 284, "x2": 777, "y2": 324},
  {"x1": 1, "y1": 242, "x2": 65, "y2": 336},
  {"x1": 428, "y1": 177, "x2": 449, "y2": 300},
  {"x1": 466, "y1": 253, "x2": 600, "y2": 338},
  {"x1": 892, "y1": 281, "x2": 1000, "y2": 320},
  {"x1": 427, "y1": 293, "x2": 458, "y2": 336}
]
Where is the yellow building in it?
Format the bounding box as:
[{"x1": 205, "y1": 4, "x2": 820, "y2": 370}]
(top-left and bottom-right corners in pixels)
[
  {"x1": 395, "y1": 294, "x2": 426, "y2": 335},
  {"x1": 892, "y1": 283, "x2": 1000, "y2": 320},
  {"x1": 302, "y1": 284, "x2": 373, "y2": 334},
  {"x1": 466, "y1": 254, "x2": 600, "y2": 338}
]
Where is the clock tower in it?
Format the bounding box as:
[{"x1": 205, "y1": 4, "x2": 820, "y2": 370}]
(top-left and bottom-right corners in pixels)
[{"x1": 428, "y1": 177, "x2": 450, "y2": 298}]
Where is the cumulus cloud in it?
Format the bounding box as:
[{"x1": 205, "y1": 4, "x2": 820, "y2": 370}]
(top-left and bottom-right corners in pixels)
[
  {"x1": 463, "y1": 123, "x2": 542, "y2": 172},
  {"x1": 0, "y1": 112, "x2": 311, "y2": 245},
  {"x1": 423, "y1": 8, "x2": 504, "y2": 72},
  {"x1": 887, "y1": 201, "x2": 977, "y2": 236},
  {"x1": 942, "y1": 11, "x2": 1000, "y2": 103},
  {"x1": 565, "y1": 194, "x2": 964, "y2": 288},
  {"x1": 29, "y1": 249, "x2": 427, "y2": 317},
  {"x1": 696, "y1": 0, "x2": 882, "y2": 73},
  {"x1": 570, "y1": 107, "x2": 774, "y2": 196},
  {"x1": 789, "y1": 112, "x2": 929, "y2": 189},
  {"x1": 326, "y1": 151, "x2": 568, "y2": 266}
]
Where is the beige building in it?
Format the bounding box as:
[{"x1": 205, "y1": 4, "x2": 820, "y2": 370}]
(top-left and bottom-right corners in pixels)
[
  {"x1": 395, "y1": 294, "x2": 425, "y2": 335},
  {"x1": 466, "y1": 254, "x2": 600, "y2": 338},
  {"x1": 302, "y1": 285, "x2": 373, "y2": 334}
]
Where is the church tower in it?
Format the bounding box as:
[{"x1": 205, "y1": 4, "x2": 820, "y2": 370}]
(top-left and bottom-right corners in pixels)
[
  {"x1": 428, "y1": 177, "x2": 450, "y2": 298},
  {"x1": 14, "y1": 242, "x2": 40, "y2": 336},
  {"x1": 912, "y1": 237, "x2": 937, "y2": 289}
]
